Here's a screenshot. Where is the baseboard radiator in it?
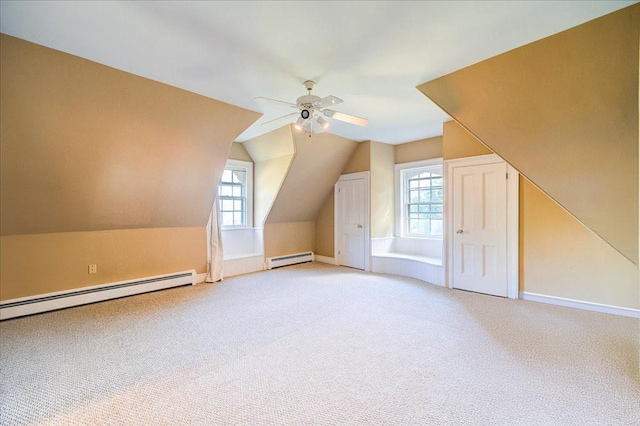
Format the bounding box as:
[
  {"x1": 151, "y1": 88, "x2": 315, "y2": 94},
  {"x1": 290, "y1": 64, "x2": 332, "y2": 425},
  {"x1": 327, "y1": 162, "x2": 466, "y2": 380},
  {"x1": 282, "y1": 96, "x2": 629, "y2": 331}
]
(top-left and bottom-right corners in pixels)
[
  {"x1": 0, "y1": 270, "x2": 196, "y2": 321},
  {"x1": 266, "y1": 252, "x2": 314, "y2": 269}
]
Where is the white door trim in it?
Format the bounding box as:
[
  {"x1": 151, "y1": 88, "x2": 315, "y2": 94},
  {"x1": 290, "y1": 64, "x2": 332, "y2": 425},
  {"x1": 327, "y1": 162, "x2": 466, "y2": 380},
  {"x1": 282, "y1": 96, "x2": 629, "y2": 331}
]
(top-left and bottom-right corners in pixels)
[
  {"x1": 335, "y1": 171, "x2": 371, "y2": 272},
  {"x1": 444, "y1": 154, "x2": 519, "y2": 299}
]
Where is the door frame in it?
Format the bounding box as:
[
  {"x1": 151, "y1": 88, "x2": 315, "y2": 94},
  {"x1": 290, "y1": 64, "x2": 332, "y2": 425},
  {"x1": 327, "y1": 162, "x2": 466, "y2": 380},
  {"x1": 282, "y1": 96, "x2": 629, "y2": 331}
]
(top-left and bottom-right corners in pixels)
[
  {"x1": 334, "y1": 171, "x2": 371, "y2": 272},
  {"x1": 444, "y1": 154, "x2": 519, "y2": 299}
]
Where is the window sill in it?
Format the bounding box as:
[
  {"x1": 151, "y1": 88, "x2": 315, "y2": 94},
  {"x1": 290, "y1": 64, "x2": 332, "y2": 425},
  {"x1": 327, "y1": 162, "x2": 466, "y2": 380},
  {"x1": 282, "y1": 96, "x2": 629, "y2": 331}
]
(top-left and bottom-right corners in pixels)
[
  {"x1": 222, "y1": 226, "x2": 249, "y2": 231},
  {"x1": 399, "y1": 235, "x2": 443, "y2": 241}
]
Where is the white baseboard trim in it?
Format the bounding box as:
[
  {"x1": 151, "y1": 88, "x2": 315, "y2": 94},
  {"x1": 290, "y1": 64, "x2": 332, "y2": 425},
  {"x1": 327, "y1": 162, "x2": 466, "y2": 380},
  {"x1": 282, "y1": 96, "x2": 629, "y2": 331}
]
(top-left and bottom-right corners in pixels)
[
  {"x1": 195, "y1": 273, "x2": 208, "y2": 284},
  {"x1": 519, "y1": 292, "x2": 640, "y2": 318},
  {"x1": 1, "y1": 270, "x2": 196, "y2": 320},
  {"x1": 314, "y1": 255, "x2": 336, "y2": 265}
]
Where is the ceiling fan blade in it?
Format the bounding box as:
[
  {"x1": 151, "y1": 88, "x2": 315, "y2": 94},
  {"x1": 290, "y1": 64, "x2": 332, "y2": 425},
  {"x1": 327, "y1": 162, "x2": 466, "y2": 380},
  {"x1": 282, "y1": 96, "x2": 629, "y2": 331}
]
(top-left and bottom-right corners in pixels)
[
  {"x1": 323, "y1": 109, "x2": 369, "y2": 127},
  {"x1": 315, "y1": 95, "x2": 343, "y2": 109},
  {"x1": 255, "y1": 96, "x2": 299, "y2": 108},
  {"x1": 261, "y1": 112, "x2": 298, "y2": 125}
]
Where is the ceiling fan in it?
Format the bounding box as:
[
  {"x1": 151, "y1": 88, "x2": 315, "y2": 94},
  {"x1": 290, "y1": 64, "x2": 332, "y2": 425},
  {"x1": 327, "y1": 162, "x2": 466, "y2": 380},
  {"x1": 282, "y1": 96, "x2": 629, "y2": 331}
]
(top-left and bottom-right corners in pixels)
[{"x1": 256, "y1": 80, "x2": 368, "y2": 134}]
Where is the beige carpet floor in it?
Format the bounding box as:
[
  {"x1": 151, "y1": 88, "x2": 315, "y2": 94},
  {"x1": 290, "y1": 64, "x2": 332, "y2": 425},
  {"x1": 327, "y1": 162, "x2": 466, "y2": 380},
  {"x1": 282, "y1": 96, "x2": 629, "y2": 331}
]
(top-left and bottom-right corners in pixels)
[{"x1": 1, "y1": 262, "x2": 638, "y2": 425}]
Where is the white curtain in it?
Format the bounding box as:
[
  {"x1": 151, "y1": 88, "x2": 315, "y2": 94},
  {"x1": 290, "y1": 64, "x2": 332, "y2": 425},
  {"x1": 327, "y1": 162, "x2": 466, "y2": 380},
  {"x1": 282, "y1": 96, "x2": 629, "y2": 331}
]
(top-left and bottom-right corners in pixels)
[{"x1": 206, "y1": 196, "x2": 224, "y2": 283}]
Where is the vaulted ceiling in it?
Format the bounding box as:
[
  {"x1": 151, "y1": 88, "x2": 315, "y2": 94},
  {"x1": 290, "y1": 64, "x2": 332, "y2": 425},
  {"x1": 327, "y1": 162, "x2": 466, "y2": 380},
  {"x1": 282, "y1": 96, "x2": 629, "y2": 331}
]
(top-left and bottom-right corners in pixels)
[{"x1": 1, "y1": 1, "x2": 635, "y2": 144}]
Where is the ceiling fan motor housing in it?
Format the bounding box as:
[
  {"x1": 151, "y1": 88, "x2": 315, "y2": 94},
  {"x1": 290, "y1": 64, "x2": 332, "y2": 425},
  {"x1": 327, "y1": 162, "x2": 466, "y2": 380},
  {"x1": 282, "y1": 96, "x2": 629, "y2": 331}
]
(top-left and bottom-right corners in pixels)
[
  {"x1": 296, "y1": 94, "x2": 321, "y2": 106},
  {"x1": 297, "y1": 92, "x2": 321, "y2": 121}
]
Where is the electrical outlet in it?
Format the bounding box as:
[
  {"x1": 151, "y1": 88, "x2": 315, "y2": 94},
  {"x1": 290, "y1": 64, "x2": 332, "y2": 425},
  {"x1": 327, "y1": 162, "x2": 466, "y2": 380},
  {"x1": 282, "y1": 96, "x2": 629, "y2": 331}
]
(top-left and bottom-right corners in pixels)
[{"x1": 88, "y1": 264, "x2": 97, "y2": 274}]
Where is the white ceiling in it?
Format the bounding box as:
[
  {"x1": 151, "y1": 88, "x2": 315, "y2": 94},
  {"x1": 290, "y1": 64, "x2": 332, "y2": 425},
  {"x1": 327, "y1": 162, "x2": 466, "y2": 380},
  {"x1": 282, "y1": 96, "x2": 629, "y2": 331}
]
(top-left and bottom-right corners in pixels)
[{"x1": 1, "y1": 1, "x2": 636, "y2": 144}]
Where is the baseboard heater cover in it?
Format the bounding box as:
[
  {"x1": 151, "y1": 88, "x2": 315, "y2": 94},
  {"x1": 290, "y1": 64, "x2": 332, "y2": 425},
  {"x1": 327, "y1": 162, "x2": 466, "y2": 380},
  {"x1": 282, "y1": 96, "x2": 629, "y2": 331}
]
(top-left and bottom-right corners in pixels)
[
  {"x1": 0, "y1": 270, "x2": 196, "y2": 321},
  {"x1": 267, "y1": 252, "x2": 314, "y2": 269}
]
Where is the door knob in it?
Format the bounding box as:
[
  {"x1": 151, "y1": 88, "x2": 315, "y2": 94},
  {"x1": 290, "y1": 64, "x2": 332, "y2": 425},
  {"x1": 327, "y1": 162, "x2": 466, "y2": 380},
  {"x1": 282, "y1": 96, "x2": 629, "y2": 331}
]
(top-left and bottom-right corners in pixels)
[
  {"x1": 456, "y1": 229, "x2": 464, "y2": 234},
  {"x1": 357, "y1": 224, "x2": 363, "y2": 229}
]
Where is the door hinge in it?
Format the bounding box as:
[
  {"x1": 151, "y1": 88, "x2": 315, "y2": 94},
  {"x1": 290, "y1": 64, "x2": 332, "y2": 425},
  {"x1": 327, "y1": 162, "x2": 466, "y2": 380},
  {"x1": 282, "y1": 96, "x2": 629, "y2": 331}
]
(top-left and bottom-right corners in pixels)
[
  {"x1": 506, "y1": 173, "x2": 508, "y2": 179},
  {"x1": 338, "y1": 250, "x2": 341, "y2": 255}
]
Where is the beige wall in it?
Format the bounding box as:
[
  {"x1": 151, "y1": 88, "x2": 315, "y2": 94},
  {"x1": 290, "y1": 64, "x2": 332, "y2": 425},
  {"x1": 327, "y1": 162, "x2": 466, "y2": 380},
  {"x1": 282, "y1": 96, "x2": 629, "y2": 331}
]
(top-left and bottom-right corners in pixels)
[
  {"x1": 444, "y1": 120, "x2": 638, "y2": 309},
  {"x1": 228, "y1": 142, "x2": 253, "y2": 162},
  {"x1": 520, "y1": 179, "x2": 638, "y2": 309},
  {"x1": 370, "y1": 141, "x2": 395, "y2": 238},
  {"x1": 314, "y1": 141, "x2": 371, "y2": 258},
  {"x1": 253, "y1": 155, "x2": 294, "y2": 227},
  {"x1": 244, "y1": 125, "x2": 357, "y2": 257},
  {"x1": 264, "y1": 222, "x2": 315, "y2": 258},
  {"x1": 1, "y1": 228, "x2": 206, "y2": 301},
  {"x1": 315, "y1": 135, "x2": 449, "y2": 256},
  {"x1": 443, "y1": 121, "x2": 492, "y2": 160},
  {"x1": 0, "y1": 34, "x2": 259, "y2": 300},
  {"x1": 266, "y1": 129, "x2": 358, "y2": 224},
  {"x1": 315, "y1": 192, "x2": 335, "y2": 257},
  {"x1": 419, "y1": 5, "x2": 639, "y2": 265},
  {"x1": 243, "y1": 125, "x2": 295, "y2": 162},
  {"x1": 342, "y1": 141, "x2": 371, "y2": 174},
  {"x1": 394, "y1": 136, "x2": 443, "y2": 164},
  {"x1": 1, "y1": 34, "x2": 259, "y2": 235},
  {"x1": 243, "y1": 126, "x2": 296, "y2": 227}
]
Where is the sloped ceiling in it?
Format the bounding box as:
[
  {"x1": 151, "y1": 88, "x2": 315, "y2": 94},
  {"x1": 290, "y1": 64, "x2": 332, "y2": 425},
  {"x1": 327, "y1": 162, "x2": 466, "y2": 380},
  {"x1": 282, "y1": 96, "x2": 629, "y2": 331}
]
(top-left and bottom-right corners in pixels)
[
  {"x1": 242, "y1": 125, "x2": 296, "y2": 227},
  {"x1": 418, "y1": 5, "x2": 639, "y2": 264},
  {"x1": 0, "y1": 1, "x2": 634, "y2": 144},
  {"x1": 0, "y1": 34, "x2": 261, "y2": 235},
  {"x1": 266, "y1": 128, "x2": 358, "y2": 224}
]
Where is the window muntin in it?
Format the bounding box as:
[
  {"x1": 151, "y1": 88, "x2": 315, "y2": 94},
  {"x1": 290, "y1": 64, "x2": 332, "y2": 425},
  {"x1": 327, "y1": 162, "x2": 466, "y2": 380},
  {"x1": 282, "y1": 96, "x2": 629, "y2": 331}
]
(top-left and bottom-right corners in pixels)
[{"x1": 218, "y1": 160, "x2": 252, "y2": 228}]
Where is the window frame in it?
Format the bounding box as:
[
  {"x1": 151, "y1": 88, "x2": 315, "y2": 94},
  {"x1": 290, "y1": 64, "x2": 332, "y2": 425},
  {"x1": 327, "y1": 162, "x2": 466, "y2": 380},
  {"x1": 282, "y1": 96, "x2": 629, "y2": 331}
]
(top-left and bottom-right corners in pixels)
[
  {"x1": 218, "y1": 159, "x2": 253, "y2": 230},
  {"x1": 394, "y1": 158, "x2": 443, "y2": 239}
]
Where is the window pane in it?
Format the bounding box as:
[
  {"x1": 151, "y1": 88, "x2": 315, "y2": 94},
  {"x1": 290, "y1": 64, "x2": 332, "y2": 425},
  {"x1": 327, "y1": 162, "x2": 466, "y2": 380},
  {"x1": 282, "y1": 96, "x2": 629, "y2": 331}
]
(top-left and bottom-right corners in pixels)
[
  {"x1": 222, "y1": 212, "x2": 234, "y2": 227},
  {"x1": 234, "y1": 212, "x2": 243, "y2": 225},
  {"x1": 220, "y1": 185, "x2": 232, "y2": 197},
  {"x1": 221, "y1": 169, "x2": 232, "y2": 183},
  {"x1": 410, "y1": 219, "x2": 427, "y2": 235},
  {"x1": 431, "y1": 220, "x2": 443, "y2": 236},
  {"x1": 222, "y1": 199, "x2": 233, "y2": 211},
  {"x1": 232, "y1": 186, "x2": 241, "y2": 197},
  {"x1": 232, "y1": 170, "x2": 245, "y2": 184}
]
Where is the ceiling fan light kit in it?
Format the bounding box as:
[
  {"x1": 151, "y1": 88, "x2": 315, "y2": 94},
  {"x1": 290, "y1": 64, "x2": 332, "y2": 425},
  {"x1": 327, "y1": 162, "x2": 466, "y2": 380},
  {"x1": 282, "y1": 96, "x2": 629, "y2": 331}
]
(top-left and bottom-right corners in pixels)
[
  {"x1": 256, "y1": 80, "x2": 369, "y2": 135},
  {"x1": 316, "y1": 115, "x2": 329, "y2": 130}
]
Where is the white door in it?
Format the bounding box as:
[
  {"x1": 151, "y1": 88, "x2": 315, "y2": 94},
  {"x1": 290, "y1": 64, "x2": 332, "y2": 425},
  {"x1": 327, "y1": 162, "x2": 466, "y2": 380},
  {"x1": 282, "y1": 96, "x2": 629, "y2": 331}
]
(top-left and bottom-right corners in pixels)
[
  {"x1": 335, "y1": 177, "x2": 366, "y2": 270},
  {"x1": 452, "y1": 161, "x2": 508, "y2": 297}
]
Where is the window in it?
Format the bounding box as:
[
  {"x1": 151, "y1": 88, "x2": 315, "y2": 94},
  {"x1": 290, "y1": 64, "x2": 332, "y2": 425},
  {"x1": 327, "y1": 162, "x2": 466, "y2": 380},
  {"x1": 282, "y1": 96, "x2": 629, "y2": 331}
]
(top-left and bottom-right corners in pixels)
[
  {"x1": 395, "y1": 159, "x2": 443, "y2": 238},
  {"x1": 218, "y1": 159, "x2": 253, "y2": 228}
]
